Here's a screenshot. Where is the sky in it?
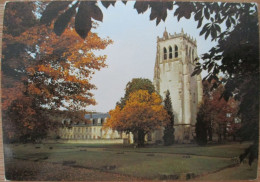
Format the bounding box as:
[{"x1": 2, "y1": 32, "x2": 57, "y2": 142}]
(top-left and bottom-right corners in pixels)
[{"x1": 87, "y1": 1, "x2": 216, "y2": 113}]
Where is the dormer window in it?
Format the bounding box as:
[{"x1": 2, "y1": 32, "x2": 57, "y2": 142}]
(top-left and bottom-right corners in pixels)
[
  {"x1": 163, "y1": 47, "x2": 167, "y2": 60},
  {"x1": 169, "y1": 46, "x2": 172, "y2": 59},
  {"x1": 175, "y1": 45, "x2": 178, "y2": 58}
]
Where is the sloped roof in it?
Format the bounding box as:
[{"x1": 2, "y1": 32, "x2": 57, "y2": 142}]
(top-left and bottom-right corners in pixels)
[{"x1": 84, "y1": 113, "x2": 110, "y2": 119}]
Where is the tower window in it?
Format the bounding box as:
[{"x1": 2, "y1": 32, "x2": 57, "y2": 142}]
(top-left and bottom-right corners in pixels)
[
  {"x1": 192, "y1": 49, "x2": 194, "y2": 62},
  {"x1": 169, "y1": 46, "x2": 172, "y2": 59},
  {"x1": 175, "y1": 45, "x2": 178, "y2": 58},
  {"x1": 186, "y1": 45, "x2": 188, "y2": 55},
  {"x1": 189, "y1": 47, "x2": 191, "y2": 60},
  {"x1": 163, "y1": 47, "x2": 167, "y2": 60}
]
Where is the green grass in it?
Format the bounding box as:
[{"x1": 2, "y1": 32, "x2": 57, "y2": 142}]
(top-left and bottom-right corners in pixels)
[{"x1": 4, "y1": 142, "x2": 257, "y2": 180}]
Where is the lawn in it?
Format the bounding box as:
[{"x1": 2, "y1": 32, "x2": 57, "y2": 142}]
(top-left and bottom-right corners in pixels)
[{"x1": 4, "y1": 142, "x2": 258, "y2": 180}]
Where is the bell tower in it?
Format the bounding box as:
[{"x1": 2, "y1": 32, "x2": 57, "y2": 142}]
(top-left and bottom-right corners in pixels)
[{"x1": 153, "y1": 28, "x2": 203, "y2": 143}]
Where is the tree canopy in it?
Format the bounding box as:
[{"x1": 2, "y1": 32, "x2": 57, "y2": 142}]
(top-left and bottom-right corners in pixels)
[
  {"x1": 105, "y1": 90, "x2": 169, "y2": 147},
  {"x1": 117, "y1": 78, "x2": 155, "y2": 108},
  {"x1": 2, "y1": 2, "x2": 112, "y2": 142}
]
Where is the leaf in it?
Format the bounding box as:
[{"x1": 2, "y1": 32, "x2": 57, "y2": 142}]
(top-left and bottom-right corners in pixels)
[
  {"x1": 197, "y1": 18, "x2": 203, "y2": 28},
  {"x1": 204, "y1": 8, "x2": 210, "y2": 20},
  {"x1": 101, "y1": 1, "x2": 116, "y2": 8},
  {"x1": 191, "y1": 68, "x2": 202, "y2": 77},
  {"x1": 210, "y1": 26, "x2": 217, "y2": 40},
  {"x1": 150, "y1": 8, "x2": 159, "y2": 21},
  {"x1": 194, "y1": 10, "x2": 202, "y2": 21},
  {"x1": 122, "y1": 1, "x2": 127, "y2": 5},
  {"x1": 40, "y1": 2, "x2": 71, "y2": 25},
  {"x1": 75, "y1": 2, "x2": 92, "y2": 39},
  {"x1": 208, "y1": 62, "x2": 214, "y2": 72},
  {"x1": 134, "y1": 2, "x2": 149, "y2": 14},
  {"x1": 205, "y1": 28, "x2": 210, "y2": 40},
  {"x1": 87, "y1": 2, "x2": 103, "y2": 22},
  {"x1": 214, "y1": 55, "x2": 222, "y2": 60},
  {"x1": 226, "y1": 18, "x2": 231, "y2": 28},
  {"x1": 54, "y1": 2, "x2": 78, "y2": 36},
  {"x1": 200, "y1": 23, "x2": 210, "y2": 36},
  {"x1": 215, "y1": 24, "x2": 221, "y2": 32}
]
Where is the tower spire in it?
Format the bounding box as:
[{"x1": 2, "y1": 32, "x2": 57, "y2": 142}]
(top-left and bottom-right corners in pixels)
[{"x1": 163, "y1": 27, "x2": 169, "y2": 39}]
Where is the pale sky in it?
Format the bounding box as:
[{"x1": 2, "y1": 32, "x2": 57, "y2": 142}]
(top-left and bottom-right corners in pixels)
[{"x1": 87, "y1": 1, "x2": 216, "y2": 113}]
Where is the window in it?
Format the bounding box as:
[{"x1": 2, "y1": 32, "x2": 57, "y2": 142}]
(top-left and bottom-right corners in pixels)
[
  {"x1": 169, "y1": 46, "x2": 172, "y2": 59},
  {"x1": 192, "y1": 49, "x2": 194, "y2": 62},
  {"x1": 163, "y1": 47, "x2": 167, "y2": 60},
  {"x1": 186, "y1": 45, "x2": 188, "y2": 55},
  {"x1": 189, "y1": 47, "x2": 191, "y2": 60},
  {"x1": 175, "y1": 45, "x2": 178, "y2": 58}
]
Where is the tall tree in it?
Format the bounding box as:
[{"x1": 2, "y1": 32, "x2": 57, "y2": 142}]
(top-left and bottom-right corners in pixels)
[
  {"x1": 117, "y1": 78, "x2": 155, "y2": 108},
  {"x1": 195, "y1": 105, "x2": 208, "y2": 145},
  {"x1": 163, "y1": 90, "x2": 175, "y2": 146},
  {"x1": 105, "y1": 90, "x2": 169, "y2": 147},
  {"x1": 196, "y1": 80, "x2": 240, "y2": 144},
  {"x1": 2, "y1": 2, "x2": 112, "y2": 142}
]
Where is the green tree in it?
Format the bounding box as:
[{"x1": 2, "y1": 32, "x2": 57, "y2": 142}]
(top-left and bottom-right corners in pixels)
[
  {"x1": 163, "y1": 90, "x2": 175, "y2": 146},
  {"x1": 195, "y1": 105, "x2": 208, "y2": 145},
  {"x1": 117, "y1": 78, "x2": 155, "y2": 108}
]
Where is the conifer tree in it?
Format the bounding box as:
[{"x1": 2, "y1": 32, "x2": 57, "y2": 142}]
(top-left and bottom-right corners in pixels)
[
  {"x1": 163, "y1": 90, "x2": 175, "y2": 146},
  {"x1": 195, "y1": 105, "x2": 208, "y2": 145}
]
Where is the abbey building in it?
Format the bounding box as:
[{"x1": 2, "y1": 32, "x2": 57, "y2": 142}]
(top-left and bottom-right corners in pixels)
[{"x1": 153, "y1": 28, "x2": 203, "y2": 143}]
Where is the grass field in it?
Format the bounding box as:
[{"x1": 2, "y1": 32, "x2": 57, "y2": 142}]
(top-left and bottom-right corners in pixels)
[{"x1": 4, "y1": 142, "x2": 258, "y2": 180}]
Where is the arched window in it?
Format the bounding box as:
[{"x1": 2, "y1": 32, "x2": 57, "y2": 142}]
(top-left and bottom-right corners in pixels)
[
  {"x1": 186, "y1": 45, "x2": 188, "y2": 55},
  {"x1": 192, "y1": 49, "x2": 194, "y2": 62},
  {"x1": 189, "y1": 47, "x2": 191, "y2": 60},
  {"x1": 169, "y1": 46, "x2": 172, "y2": 59},
  {"x1": 175, "y1": 45, "x2": 178, "y2": 58},
  {"x1": 163, "y1": 47, "x2": 167, "y2": 60}
]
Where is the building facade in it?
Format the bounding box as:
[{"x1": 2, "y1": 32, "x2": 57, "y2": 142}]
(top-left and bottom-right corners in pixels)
[
  {"x1": 58, "y1": 113, "x2": 133, "y2": 143},
  {"x1": 153, "y1": 28, "x2": 203, "y2": 143}
]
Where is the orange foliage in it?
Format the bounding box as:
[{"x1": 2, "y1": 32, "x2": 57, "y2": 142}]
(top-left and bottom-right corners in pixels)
[
  {"x1": 105, "y1": 90, "x2": 170, "y2": 134},
  {"x1": 3, "y1": 24, "x2": 113, "y2": 110}
]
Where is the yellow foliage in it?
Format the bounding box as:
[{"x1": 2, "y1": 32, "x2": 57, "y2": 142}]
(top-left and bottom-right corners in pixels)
[{"x1": 105, "y1": 90, "x2": 170, "y2": 134}]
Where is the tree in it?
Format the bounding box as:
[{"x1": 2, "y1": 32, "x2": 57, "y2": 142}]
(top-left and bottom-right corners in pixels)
[
  {"x1": 117, "y1": 78, "x2": 155, "y2": 108},
  {"x1": 195, "y1": 105, "x2": 208, "y2": 145},
  {"x1": 163, "y1": 90, "x2": 175, "y2": 146},
  {"x1": 195, "y1": 80, "x2": 240, "y2": 144},
  {"x1": 2, "y1": 2, "x2": 112, "y2": 142},
  {"x1": 105, "y1": 90, "x2": 169, "y2": 147}
]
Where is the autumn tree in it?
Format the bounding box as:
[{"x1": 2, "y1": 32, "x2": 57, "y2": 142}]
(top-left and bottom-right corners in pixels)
[
  {"x1": 105, "y1": 90, "x2": 169, "y2": 147},
  {"x1": 117, "y1": 78, "x2": 155, "y2": 108},
  {"x1": 2, "y1": 2, "x2": 112, "y2": 142},
  {"x1": 195, "y1": 80, "x2": 240, "y2": 144},
  {"x1": 162, "y1": 90, "x2": 175, "y2": 146}
]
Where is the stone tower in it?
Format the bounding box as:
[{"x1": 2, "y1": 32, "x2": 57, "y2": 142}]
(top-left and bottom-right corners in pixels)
[{"x1": 153, "y1": 28, "x2": 203, "y2": 143}]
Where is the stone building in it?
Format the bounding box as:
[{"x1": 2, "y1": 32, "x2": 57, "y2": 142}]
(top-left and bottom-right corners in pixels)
[
  {"x1": 153, "y1": 28, "x2": 203, "y2": 143},
  {"x1": 58, "y1": 113, "x2": 133, "y2": 143}
]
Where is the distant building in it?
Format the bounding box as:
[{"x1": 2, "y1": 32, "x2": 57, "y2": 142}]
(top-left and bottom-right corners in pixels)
[
  {"x1": 58, "y1": 113, "x2": 133, "y2": 143},
  {"x1": 153, "y1": 28, "x2": 203, "y2": 143}
]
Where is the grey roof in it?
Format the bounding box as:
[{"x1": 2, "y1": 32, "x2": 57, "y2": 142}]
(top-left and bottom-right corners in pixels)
[{"x1": 84, "y1": 113, "x2": 110, "y2": 119}]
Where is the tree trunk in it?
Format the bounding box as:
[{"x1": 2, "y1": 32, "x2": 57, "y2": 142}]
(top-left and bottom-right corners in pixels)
[
  {"x1": 137, "y1": 130, "x2": 145, "y2": 147},
  {"x1": 208, "y1": 127, "x2": 213, "y2": 141}
]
